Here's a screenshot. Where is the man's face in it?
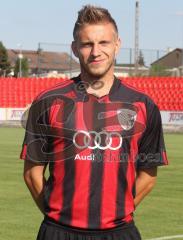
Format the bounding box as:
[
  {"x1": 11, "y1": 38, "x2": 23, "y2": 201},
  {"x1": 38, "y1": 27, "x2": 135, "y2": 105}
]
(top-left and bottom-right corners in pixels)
[{"x1": 72, "y1": 22, "x2": 121, "y2": 78}]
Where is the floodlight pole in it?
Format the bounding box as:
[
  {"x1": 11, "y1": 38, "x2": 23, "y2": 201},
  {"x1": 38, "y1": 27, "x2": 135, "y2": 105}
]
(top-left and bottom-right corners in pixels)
[
  {"x1": 134, "y1": 0, "x2": 140, "y2": 76},
  {"x1": 178, "y1": 13, "x2": 183, "y2": 76},
  {"x1": 37, "y1": 42, "x2": 41, "y2": 76},
  {"x1": 175, "y1": 12, "x2": 183, "y2": 76},
  {"x1": 18, "y1": 44, "x2": 23, "y2": 77}
]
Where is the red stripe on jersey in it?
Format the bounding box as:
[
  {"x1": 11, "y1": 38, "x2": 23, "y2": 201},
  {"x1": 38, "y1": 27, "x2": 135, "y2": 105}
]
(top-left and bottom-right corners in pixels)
[
  {"x1": 124, "y1": 143, "x2": 137, "y2": 219},
  {"x1": 124, "y1": 102, "x2": 147, "y2": 218},
  {"x1": 123, "y1": 214, "x2": 133, "y2": 223},
  {"x1": 71, "y1": 102, "x2": 92, "y2": 228},
  {"x1": 48, "y1": 99, "x2": 65, "y2": 129},
  {"x1": 134, "y1": 102, "x2": 147, "y2": 134},
  {"x1": 100, "y1": 96, "x2": 119, "y2": 229},
  {"x1": 47, "y1": 101, "x2": 66, "y2": 221},
  {"x1": 100, "y1": 149, "x2": 119, "y2": 228},
  {"x1": 47, "y1": 161, "x2": 65, "y2": 221},
  {"x1": 20, "y1": 144, "x2": 27, "y2": 160}
]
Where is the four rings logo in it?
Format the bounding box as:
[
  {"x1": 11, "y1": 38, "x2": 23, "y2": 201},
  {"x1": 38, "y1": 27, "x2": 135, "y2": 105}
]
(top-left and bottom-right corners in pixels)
[{"x1": 73, "y1": 130, "x2": 122, "y2": 150}]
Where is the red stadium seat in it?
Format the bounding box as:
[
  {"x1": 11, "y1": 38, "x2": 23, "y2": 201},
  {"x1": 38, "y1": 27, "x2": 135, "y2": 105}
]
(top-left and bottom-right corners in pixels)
[{"x1": 0, "y1": 77, "x2": 183, "y2": 110}]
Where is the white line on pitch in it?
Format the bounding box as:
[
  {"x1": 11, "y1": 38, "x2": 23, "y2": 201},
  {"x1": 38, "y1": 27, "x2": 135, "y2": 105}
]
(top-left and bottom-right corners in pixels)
[{"x1": 146, "y1": 235, "x2": 183, "y2": 240}]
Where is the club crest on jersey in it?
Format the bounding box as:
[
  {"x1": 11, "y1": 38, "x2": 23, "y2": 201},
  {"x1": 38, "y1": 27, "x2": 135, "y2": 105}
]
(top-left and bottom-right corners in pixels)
[{"x1": 117, "y1": 109, "x2": 137, "y2": 130}]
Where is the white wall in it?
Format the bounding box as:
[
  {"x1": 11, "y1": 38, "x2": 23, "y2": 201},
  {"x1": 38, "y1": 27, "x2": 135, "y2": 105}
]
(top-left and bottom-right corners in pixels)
[
  {"x1": 0, "y1": 108, "x2": 25, "y2": 121},
  {"x1": 161, "y1": 111, "x2": 183, "y2": 125}
]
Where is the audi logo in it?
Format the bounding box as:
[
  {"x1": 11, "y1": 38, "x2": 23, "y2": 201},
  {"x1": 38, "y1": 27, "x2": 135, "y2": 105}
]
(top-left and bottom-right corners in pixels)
[{"x1": 73, "y1": 130, "x2": 122, "y2": 150}]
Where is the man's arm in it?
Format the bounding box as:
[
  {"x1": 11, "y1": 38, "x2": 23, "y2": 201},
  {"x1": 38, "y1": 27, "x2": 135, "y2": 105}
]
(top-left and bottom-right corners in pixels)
[
  {"x1": 134, "y1": 167, "x2": 157, "y2": 207},
  {"x1": 23, "y1": 161, "x2": 47, "y2": 214}
]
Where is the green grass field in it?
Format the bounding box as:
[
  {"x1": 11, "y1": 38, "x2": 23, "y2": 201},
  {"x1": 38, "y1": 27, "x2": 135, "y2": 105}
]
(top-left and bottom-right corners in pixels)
[{"x1": 0, "y1": 127, "x2": 182, "y2": 240}]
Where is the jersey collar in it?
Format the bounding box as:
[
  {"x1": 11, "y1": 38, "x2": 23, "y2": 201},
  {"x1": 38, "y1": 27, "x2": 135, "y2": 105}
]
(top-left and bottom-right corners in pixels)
[{"x1": 72, "y1": 75, "x2": 121, "y2": 101}]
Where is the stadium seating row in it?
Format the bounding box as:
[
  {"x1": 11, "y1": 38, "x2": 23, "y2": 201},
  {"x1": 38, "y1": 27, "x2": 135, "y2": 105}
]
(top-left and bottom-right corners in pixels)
[{"x1": 0, "y1": 77, "x2": 183, "y2": 110}]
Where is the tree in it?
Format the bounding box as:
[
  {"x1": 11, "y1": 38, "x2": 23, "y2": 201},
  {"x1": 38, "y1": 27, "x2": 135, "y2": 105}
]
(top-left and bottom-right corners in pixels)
[
  {"x1": 138, "y1": 50, "x2": 145, "y2": 66},
  {"x1": 14, "y1": 57, "x2": 29, "y2": 77},
  {"x1": 0, "y1": 41, "x2": 10, "y2": 76},
  {"x1": 149, "y1": 64, "x2": 171, "y2": 76}
]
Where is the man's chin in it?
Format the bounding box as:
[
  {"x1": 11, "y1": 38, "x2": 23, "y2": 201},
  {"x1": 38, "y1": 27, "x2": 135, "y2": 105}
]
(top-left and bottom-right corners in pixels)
[
  {"x1": 81, "y1": 63, "x2": 113, "y2": 78},
  {"x1": 88, "y1": 72, "x2": 105, "y2": 78},
  {"x1": 87, "y1": 68, "x2": 107, "y2": 78}
]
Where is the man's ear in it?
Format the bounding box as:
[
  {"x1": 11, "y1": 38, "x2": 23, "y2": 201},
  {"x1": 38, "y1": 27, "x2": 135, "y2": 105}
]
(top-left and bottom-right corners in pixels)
[
  {"x1": 115, "y1": 37, "x2": 121, "y2": 57},
  {"x1": 71, "y1": 41, "x2": 79, "y2": 58}
]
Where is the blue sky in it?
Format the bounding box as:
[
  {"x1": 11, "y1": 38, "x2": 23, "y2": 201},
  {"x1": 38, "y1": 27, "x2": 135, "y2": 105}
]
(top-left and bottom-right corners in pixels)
[{"x1": 1, "y1": 0, "x2": 183, "y2": 51}]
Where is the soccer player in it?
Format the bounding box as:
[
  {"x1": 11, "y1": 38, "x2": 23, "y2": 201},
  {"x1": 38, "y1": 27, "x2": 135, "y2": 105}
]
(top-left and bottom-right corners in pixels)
[{"x1": 20, "y1": 5, "x2": 168, "y2": 240}]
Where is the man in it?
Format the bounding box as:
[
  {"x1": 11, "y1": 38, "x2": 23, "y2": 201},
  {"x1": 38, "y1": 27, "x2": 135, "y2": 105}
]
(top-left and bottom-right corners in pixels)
[{"x1": 20, "y1": 5, "x2": 168, "y2": 240}]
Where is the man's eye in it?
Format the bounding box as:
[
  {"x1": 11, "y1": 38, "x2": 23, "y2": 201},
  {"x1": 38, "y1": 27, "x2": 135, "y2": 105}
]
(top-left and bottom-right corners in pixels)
[
  {"x1": 100, "y1": 41, "x2": 110, "y2": 46},
  {"x1": 81, "y1": 43, "x2": 92, "y2": 48}
]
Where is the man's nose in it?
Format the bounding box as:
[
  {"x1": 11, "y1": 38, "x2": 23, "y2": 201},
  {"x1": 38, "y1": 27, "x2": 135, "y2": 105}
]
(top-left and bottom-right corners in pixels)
[{"x1": 91, "y1": 44, "x2": 101, "y2": 57}]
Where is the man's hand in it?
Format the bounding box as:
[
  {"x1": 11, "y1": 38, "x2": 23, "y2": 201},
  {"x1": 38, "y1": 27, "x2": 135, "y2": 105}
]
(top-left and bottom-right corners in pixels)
[
  {"x1": 23, "y1": 161, "x2": 47, "y2": 214},
  {"x1": 134, "y1": 167, "x2": 157, "y2": 207}
]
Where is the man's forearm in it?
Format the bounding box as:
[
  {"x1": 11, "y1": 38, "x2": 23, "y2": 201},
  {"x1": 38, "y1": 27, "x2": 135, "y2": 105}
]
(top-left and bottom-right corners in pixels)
[
  {"x1": 134, "y1": 179, "x2": 156, "y2": 207},
  {"x1": 24, "y1": 162, "x2": 47, "y2": 214},
  {"x1": 24, "y1": 174, "x2": 46, "y2": 214},
  {"x1": 134, "y1": 167, "x2": 157, "y2": 207}
]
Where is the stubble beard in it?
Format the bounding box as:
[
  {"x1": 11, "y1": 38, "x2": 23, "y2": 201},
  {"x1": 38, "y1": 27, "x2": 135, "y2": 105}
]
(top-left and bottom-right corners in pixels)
[{"x1": 80, "y1": 59, "x2": 115, "y2": 79}]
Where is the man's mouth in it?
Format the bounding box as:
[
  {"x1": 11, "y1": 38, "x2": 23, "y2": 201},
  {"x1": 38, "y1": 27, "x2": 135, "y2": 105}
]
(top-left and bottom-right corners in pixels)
[{"x1": 90, "y1": 59, "x2": 105, "y2": 65}]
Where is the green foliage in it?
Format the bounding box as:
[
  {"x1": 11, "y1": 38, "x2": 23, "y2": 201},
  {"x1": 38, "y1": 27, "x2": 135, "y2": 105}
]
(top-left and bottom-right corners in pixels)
[
  {"x1": 0, "y1": 41, "x2": 10, "y2": 76},
  {"x1": 14, "y1": 57, "x2": 29, "y2": 77},
  {"x1": 149, "y1": 64, "x2": 171, "y2": 76},
  {"x1": 138, "y1": 50, "x2": 145, "y2": 66}
]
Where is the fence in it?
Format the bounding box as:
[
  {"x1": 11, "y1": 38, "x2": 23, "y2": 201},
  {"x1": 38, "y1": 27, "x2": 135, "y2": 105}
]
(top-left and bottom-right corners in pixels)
[
  {"x1": 38, "y1": 42, "x2": 166, "y2": 64},
  {"x1": 8, "y1": 42, "x2": 180, "y2": 77},
  {"x1": 36, "y1": 42, "x2": 167, "y2": 76}
]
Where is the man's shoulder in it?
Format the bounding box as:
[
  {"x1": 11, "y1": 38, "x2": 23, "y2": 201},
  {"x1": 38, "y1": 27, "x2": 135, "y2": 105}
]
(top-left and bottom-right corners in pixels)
[
  {"x1": 118, "y1": 78, "x2": 153, "y2": 101},
  {"x1": 32, "y1": 78, "x2": 77, "y2": 104},
  {"x1": 37, "y1": 79, "x2": 74, "y2": 99},
  {"x1": 117, "y1": 77, "x2": 156, "y2": 107}
]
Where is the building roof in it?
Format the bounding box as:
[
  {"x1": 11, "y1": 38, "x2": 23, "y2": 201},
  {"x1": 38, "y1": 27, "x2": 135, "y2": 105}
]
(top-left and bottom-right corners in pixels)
[
  {"x1": 7, "y1": 49, "x2": 80, "y2": 72},
  {"x1": 151, "y1": 48, "x2": 183, "y2": 68}
]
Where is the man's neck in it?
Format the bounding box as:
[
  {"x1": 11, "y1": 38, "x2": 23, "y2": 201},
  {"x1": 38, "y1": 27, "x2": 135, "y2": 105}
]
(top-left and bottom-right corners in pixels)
[{"x1": 80, "y1": 72, "x2": 115, "y2": 98}]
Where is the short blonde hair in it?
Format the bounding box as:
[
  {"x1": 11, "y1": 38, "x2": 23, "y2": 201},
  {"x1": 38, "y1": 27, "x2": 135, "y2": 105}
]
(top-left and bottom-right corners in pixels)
[{"x1": 73, "y1": 5, "x2": 118, "y2": 40}]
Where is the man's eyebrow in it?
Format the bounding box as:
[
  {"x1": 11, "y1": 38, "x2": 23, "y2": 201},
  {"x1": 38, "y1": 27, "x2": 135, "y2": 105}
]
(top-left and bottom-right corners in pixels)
[
  {"x1": 99, "y1": 40, "x2": 111, "y2": 43},
  {"x1": 80, "y1": 40, "x2": 111, "y2": 44},
  {"x1": 80, "y1": 41, "x2": 93, "y2": 44},
  {"x1": 78, "y1": 41, "x2": 90, "y2": 45}
]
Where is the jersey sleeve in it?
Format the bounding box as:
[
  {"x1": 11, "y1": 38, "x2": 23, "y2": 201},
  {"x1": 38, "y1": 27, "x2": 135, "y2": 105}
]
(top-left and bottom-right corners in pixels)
[
  {"x1": 137, "y1": 102, "x2": 168, "y2": 169},
  {"x1": 20, "y1": 97, "x2": 50, "y2": 164}
]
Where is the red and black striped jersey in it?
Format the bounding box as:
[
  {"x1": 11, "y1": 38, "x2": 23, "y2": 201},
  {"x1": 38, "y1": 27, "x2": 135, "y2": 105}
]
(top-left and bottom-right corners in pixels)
[{"x1": 20, "y1": 76, "x2": 168, "y2": 229}]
